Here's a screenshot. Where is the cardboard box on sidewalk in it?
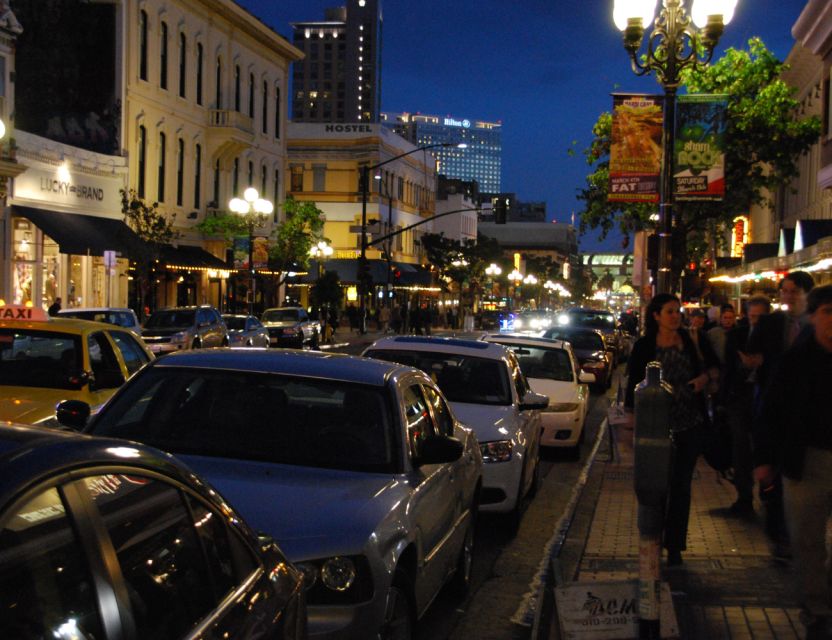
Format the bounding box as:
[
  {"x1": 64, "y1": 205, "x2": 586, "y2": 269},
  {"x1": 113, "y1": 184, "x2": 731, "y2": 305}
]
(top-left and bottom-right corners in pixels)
[{"x1": 554, "y1": 580, "x2": 678, "y2": 639}]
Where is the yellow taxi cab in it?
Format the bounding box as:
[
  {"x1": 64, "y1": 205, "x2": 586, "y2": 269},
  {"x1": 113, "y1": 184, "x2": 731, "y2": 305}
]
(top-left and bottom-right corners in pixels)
[{"x1": 0, "y1": 303, "x2": 154, "y2": 426}]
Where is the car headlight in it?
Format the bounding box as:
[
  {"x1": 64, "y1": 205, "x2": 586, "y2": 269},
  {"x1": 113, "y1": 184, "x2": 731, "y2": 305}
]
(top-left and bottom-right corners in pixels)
[
  {"x1": 321, "y1": 556, "x2": 356, "y2": 591},
  {"x1": 514, "y1": 318, "x2": 523, "y2": 328},
  {"x1": 557, "y1": 314, "x2": 569, "y2": 325},
  {"x1": 480, "y1": 439, "x2": 513, "y2": 463},
  {"x1": 294, "y1": 556, "x2": 373, "y2": 604},
  {"x1": 545, "y1": 402, "x2": 580, "y2": 413}
]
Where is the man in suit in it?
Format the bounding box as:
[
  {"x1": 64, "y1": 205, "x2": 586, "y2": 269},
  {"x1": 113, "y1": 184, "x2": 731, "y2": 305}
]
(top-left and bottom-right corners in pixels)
[{"x1": 744, "y1": 270, "x2": 815, "y2": 559}]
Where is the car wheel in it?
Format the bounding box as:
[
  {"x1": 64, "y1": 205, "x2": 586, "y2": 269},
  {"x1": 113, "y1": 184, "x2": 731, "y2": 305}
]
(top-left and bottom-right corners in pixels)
[
  {"x1": 379, "y1": 569, "x2": 414, "y2": 640},
  {"x1": 310, "y1": 330, "x2": 319, "y2": 349},
  {"x1": 246, "y1": 339, "x2": 253, "y2": 347},
  {"x1": 191, "y1": 339, "x2": 201, "y2": 350},
  {"x1": 448, "y1": 519, "x2": 475, "y2": 597},
  {"x1": 221, "y1": 337, "x2": 229, "y2": 347}
]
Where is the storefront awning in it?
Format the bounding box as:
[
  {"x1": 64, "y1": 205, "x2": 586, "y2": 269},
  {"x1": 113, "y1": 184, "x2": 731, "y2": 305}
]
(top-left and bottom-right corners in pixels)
[
  {"x1": 159, "y1": 244, "x2": 228, "y2": 270},
  {"x1": 13, "y1": 205, "x2": 143, "y2": 257},
  {"x1": 296, "y1": 259, "x2": 433, "y2": 287}
]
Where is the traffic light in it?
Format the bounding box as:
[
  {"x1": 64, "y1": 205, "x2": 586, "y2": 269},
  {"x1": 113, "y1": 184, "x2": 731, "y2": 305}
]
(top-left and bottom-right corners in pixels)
[
  {"x1": 493, "y1": 196, "x2": 508, "y2": 224},
  {"x1": 391, "y1": 266, "x2": 402, "y2": 283}
]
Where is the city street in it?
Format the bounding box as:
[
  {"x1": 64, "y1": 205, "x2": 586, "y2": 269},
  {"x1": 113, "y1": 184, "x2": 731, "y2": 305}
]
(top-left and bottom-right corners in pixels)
[{"x1": 330, "y1": 332, "x2": 618, "y2": 639}]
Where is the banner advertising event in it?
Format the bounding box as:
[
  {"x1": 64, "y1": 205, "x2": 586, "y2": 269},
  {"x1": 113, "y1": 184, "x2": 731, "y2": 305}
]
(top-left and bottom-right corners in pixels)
[
  {"x1": 608, "y1": 94, "x2": 663, "y2": 203},
  {"x1": 673, "y1": 94, "x2": 728, "y2": 200}
]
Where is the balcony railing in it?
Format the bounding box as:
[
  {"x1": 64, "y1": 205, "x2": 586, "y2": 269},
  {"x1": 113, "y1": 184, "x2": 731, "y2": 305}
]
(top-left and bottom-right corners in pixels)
[{"x1": 208, "y1": 109, "x2": 254, "y2": 135}]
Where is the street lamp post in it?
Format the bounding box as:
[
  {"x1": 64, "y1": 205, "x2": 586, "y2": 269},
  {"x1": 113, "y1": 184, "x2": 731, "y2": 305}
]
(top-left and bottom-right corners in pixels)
[
  {"x1": 229, "y1": 187, "x2": 274, "y2": 315},
  {"x1": 309, "y1": 240, "x2": 333, "y2": 279},
  {"x1": 613, "y1": 0, "x2": 737, "y2": 294},
  {"x1": 358, "y1": 141, "x2": 467, "y2": 333}
]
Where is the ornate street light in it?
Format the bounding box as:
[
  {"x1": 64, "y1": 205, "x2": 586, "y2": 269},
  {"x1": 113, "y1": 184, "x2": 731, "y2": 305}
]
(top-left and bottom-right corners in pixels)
[
  {"x1": 309, "y1": 240, "x2": 333, "y2": 279},
  {"x1": 229, "y1": 187, "x2": 273, "y2": 315},
  {"x1": 485, "y1": 263, "x2": 502, "y2": 278},
  {"x1": 613, "y1": 0, "x2": 737, "y2": 294},
  {"x1": 358, "y1": 142, "x2": 467, "y2": 333}
]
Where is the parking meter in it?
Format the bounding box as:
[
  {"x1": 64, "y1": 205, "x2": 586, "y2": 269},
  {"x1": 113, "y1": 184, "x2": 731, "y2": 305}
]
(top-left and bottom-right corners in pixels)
[{"x1": 633, "y1": 361, "x2": 673, "y2": 639}]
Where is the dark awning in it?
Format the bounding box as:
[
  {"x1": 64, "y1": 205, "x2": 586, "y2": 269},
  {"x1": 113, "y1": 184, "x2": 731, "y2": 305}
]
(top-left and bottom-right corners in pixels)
[
  {"x1": 13, "y1": 205, "x2": 143, "y2": 257},
  {"x1": 159, "y1": 244, "x2": 228, "y2": 269},
  {"x1": 394, "y1": 262, "x2": 433, "y2": 286}
]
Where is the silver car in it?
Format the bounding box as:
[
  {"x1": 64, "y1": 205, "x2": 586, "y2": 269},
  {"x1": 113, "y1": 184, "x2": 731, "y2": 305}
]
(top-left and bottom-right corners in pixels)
[
  {"x1": 83, "y1": 349, "x2": 483, "y2": 640},
  {"x1": 222, "y1": 314, "x2": 270, "y2": 348},
  {"x1": 141, "y1": 305, "x2": 228, "y2": 354}
]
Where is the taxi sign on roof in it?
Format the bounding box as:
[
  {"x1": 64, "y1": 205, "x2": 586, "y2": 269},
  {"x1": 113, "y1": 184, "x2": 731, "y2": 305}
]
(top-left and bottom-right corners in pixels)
[{"x1": 0, "y1": 304, "x2": 49, "y2": 321}]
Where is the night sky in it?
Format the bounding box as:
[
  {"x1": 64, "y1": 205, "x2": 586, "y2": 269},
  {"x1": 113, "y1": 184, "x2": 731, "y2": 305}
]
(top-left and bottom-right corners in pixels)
[{"x1": 238, "y1": 0, "x2": 810, "y2": 252}]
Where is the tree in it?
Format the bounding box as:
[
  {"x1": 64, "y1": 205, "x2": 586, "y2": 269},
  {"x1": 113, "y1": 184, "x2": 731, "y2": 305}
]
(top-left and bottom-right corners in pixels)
[
  {"x1": 421, "y1": 232, "x2": 502, "y2": 310},
  {"x1": 121, "y1": 189, "x2": 178, "y2": 317},
  {"x1": 577, "y1": 38, "x2": 821, "y2": 284},
  {"x1": 311, "y1": 271, "x2": 344, "y2": 313}
]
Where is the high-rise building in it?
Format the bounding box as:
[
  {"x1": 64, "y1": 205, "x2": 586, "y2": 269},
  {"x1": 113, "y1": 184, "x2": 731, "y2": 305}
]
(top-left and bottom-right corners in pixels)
[
  {"x1": 381, "y1": 111, "x2": 502, "y2": 193},
  {"x1": 291, "y1": 0, "x2": 382, "y2": 123}
]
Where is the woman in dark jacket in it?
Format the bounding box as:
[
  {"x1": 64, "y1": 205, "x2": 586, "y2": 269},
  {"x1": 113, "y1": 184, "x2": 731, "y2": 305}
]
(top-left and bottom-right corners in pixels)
[{"x1": 626, "y1": 293, "x2": 719, "y2": 566}]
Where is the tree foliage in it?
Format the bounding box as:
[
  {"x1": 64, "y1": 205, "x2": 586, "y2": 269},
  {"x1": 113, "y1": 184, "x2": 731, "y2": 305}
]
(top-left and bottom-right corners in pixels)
[
  {"x1": 577, "y1": 38, "x2": 821, "y2": 277},
  {"x1": 421, "y1": 232, "x2": 503, "y2": 293}
]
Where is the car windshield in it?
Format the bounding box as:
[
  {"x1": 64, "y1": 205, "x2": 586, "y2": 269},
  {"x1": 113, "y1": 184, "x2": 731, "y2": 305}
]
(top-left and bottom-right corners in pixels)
[
  {"x1": 144, "y1": 310, "x2": 195, "y2": 329},
  {"x1": 222, "y1": 316, "x2": 247, "y2": 331},
  {"x1": 262, "y1": 309, "x2": 299, "y2": 322},
  {"x1": 567, "y1": 311, "x2": 615, "y2": 330},
  {"x1": 88, "y1": 368, "x2": 396, "y2": 473},
  {"x1": 0, "y1": 329, "x2": 83, "y2": 390},
  {"x1": 543, "y1": 329, "x2": 604, "y2": 351},
  {"x1": 366, "y1": 349, "x2": 512, "y2": 405},
  {"x1": 60, "y1": 310, "x2": 135, "y2": 328},
  {"x1": 496, "y1": 345, "x2": 573, "y2": 382}
]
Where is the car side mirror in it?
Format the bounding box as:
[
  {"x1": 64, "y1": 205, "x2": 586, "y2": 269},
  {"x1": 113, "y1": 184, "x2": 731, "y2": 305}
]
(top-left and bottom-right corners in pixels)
[
  {"x1": 579, "y1": 371, "x2": 596, "y2": 384},
  {"x1": 56, "y1": 399, "x2": 91, "y2": 431},
  {"x1": 520, "y1": 391, "x2": 549, "y2": 411},
  {"x1": 415, "y1": 435, "x2": 464, "y2": 466}
]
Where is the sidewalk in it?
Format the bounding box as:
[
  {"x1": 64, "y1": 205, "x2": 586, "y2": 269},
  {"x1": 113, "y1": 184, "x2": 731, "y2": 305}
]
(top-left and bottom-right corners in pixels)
[{"x1": 546, "y1": 422, "x2": 806, "y2": 639}]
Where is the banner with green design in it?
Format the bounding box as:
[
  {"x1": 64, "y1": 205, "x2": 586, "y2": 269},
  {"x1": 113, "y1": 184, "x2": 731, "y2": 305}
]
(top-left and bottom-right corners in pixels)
[{"x1": 673, "y1": 95, "x2": 728, "y2": 201}]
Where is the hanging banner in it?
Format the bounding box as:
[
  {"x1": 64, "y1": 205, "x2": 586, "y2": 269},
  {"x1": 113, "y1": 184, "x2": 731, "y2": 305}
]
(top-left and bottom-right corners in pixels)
[
  {"x1": 233, "y1": 236, "x2": 270, "y2": 270},
  {"x1": 608, "y1": 94, "x2": 663, "y2": 203},
  {"x1": 673, "y1": 94, "x2": 728, "y2": 200}
]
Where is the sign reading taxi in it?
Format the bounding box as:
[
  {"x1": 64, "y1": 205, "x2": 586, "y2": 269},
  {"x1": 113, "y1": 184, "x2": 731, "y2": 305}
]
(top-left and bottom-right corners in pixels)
[{"x1": 0, "y1": 304, "x2": 48, "y2": 321}]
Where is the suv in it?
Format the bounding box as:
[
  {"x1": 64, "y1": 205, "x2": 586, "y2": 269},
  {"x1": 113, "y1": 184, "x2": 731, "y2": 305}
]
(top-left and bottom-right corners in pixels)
[
  {"x1": 141, "y1": 306, "x2": 228, "y2": 355},
  {"x1": 261, "y1": 306, "x2": 321, "y2": 348},
  {"x1": 57, "y1": 307, "x2": 142, "y2": 333}
]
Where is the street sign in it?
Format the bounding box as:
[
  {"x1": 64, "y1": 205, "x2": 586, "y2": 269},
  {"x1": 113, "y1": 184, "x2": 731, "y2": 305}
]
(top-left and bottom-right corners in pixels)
[{"x1": 103, "y1": 250, "x2": 117, "y2": 270}]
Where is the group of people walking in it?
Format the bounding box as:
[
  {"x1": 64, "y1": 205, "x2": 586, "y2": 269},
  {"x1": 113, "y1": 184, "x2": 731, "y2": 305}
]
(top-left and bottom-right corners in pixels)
[{"x1": 625, "y1": 273, "x2": 832, "y2": 637}]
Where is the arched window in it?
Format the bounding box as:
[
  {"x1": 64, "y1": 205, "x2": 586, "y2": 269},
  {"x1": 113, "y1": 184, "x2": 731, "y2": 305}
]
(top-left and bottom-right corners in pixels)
[
  {"x1": 157, "y1": 132, "x2": 166, "y2": 202},
  {"x1": 138, "y1": 10, "x2": 148, "y2": 81},
  {"x1": 196, "y1": 43, "x2": 203, "y2": 105},
  {"x1": 262, "y1": 80, "x2": 268, "y2": 134},
  {"x1": 160, "y1": 21, "x2": 168, "y2": 90},
  {"x1": 261, "y1": 164, "x2": 267, "y2": 196},
  {"x1": 248, "y1": 73, "x2": 255, "y2": 119},
  {"x1": 274, "y1": 84, "x2": 281, "y2": 139},
  {"x1": 232, "y1": 158, "x2": 239, "y2": 196},
  {"x1": 178, "y1": 33, "x2": 186, "y2": 98},
  {"x1": 138, "y1": 125, "x2": 147, "y2": 197},
  {"x1": 247, "y1": 160, "x2": 253, "y2": 188},
  {"x1": 215, "y1": 57, "x2": 222, "y2": 108},
  {"x1": 213, "y1": 159, "x2": 220, "y2": 205},
  {"x1": 273, "y1": 169, "x2": 280, "y2": 223},
  {"x1": 176, "y1": 137, "x2": 184, "y2": 206},
  {"x1": 234, "y1": 65, "x2": 241, "y2": 112},
  {"x1": 194, "y1": 144, "x2": 202, "y2": 208}
]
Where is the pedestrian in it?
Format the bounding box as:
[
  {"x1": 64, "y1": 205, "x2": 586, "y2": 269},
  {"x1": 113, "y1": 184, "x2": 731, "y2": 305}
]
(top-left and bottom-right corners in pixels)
[
  {"x1": 346, "y1": 303, "x2": 358, "y2": 334},
  {"x1": 744, "y1": 270, "x2": 815, "y2": 559},
  {"x1": 379, "y1": 305, "x2": 391, "y2": 333},
  {"x1": 328, "y1": 306, "x2": 339, "y2": 343},
  {"x1": 753, "y1": 284, "x2": 832, "y2": 639},
  {"x1": 391, "y1": 304, "x2": 402, "y2": 334},
  {"x1": 625, "y1": 293, "x2": 719, "y2": 567},
  {"x1": 706, "y1": 303, "x2": 737, "y2": 366},
  {"x1": 47, "y1": 297, "x2": 62, "y2": 317},
  {"x1": 409, "y1": 305, "x2": 423, "y2": 335},
  {"x1": 722, "y1": 295, "x2": 771, "y2": 515},
  {"x1": 685, "y1": 308, "x2": 708, "y2": 363}
]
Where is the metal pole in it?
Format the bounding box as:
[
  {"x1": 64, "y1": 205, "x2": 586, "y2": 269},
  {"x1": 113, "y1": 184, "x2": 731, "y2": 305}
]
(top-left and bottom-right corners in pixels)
[
  {"x1": 657, "y1": 86, "x2": 676, "y2": 295},
  {"x1": 385, "y1": 191, "x2": 392, "y2": 307},
  {"x1": 248, "y1": 223, "x2": 255, "y2": 316},
  {"x1": 359, "y1": 165, "x2": 368, "y2": 334}
]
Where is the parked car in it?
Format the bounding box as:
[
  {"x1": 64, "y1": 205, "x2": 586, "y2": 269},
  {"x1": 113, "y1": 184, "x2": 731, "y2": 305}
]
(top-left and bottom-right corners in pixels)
[
  {"x1": 261, "y1": 307, "x2": 321, "y2": 349},
  {"x1": 477, "y1": 309, "x2": 514, "y2": 332},
  {"x1": 222, "y1": 314, "x2": 270, "y2": 348},
  {"x1": 512, "y1": 309, "x2": 555, "y2": 333},
  {"x1": 541, "y1": 326, "x2": 613, "y2": 390},
  {"x1": 141, "y1": 305, "x2": 228, "y2": 355},
  {"x1": 484, "y1": 334, "x2": 592, "y2": 453},
  {"x1": 76, "y1": 349, "x2": 482, "y2": 640},
  {"x1": 0, "y1": 304, "x2": 154, "y2": 426},
  {"x1": 363, "y1": 336, "x2": 547, "y2": 523},
  {"x1": 57, "y1": 307, "x2": 142, "y2": 333},
  {"x1": 0, "y1": 422, "x2": 306, "y2": 640},
  {"x1": 557, "y1": 308, "x2": 621, "y2": 363}
]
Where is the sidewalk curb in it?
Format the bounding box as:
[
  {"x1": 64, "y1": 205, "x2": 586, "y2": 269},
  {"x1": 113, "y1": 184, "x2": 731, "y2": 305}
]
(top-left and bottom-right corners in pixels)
[{"x1": 518, "y1": 415, "x2": 611, "y2": 639}]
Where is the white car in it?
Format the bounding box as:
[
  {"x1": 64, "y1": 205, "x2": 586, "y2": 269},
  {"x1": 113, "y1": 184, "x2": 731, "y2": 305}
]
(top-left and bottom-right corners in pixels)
[
  {"x1": 485, "y1": 335, "x2": 592, "y2": 454},
  {"x1": 364, "y1": 336, "x2": 547, "y2": 522}
]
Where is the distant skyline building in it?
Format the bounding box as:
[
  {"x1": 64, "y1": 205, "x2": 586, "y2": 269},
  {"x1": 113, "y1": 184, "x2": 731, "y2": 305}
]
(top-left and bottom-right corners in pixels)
[
  {"x1": 381, "y1": 111, "x2": 502, "y2": 193},
  {"x1": 290, "y1": 0, "x2": 383, "y2": 123}
]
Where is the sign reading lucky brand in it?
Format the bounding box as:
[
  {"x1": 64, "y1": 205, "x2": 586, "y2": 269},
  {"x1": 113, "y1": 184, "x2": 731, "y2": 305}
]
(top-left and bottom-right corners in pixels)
[
  {"x1": 608, "y1": 94, "x2": 663, "y2": 203},
  {"x1": 673, "y1": 94, "x2": 728, "y2": 201}
]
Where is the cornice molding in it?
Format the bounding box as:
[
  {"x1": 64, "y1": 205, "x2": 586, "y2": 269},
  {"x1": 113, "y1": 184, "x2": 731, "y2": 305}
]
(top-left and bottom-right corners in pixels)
[{"x1": 792, "y1": 0, "x2": 832, "y2": 57}]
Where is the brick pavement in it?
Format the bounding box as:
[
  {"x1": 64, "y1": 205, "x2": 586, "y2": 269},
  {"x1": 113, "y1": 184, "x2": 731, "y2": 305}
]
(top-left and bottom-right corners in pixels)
[{"x1": 549, "y1": 422, "x2": 810, "y2": 639}]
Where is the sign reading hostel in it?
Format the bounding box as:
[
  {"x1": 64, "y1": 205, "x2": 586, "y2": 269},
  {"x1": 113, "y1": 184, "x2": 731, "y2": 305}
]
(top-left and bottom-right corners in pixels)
[
  {"x1": 673, "y1": 94, "x2": 727, "y2": 201},
  {"x1": 608, "y1": 94, "x2": 663, "y2": 203}
]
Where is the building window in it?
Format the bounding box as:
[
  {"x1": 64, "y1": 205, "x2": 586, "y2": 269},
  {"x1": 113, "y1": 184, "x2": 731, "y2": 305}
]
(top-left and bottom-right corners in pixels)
[
  {"x1": 273, "y1": 169, "x2": 280, "y2": 222},
  {"x1": 261, "y1": 165, "x2": 267, "y2": 196},
  {"x1": 215, "y1": 57, "x2": 222, "y2": 108},
  {"x1": 176, "y1": 138, "x2": 184, "y2": 206},
  {"x1": 196, "y1": 43, "x2": 203, "y2": 105},
  {"x1": 274, "y1": 85, "x2": 281, "y2": 139},
  {"x1": 139, "y1": 10, "x2": 148, "y2": 81},
  {"x1": 138, "y1": 125, "x2": 146, "y2": 197},
  {"x1": 233, "y1": 158, "x2": 239, "y2": 196},
  {"x1": 160, "y1": 22, "x2": 168, "y2": 90},
  {"x1": 194, "y1": 144, "x2": 202, "y2": 208},
  {"x1": 290, "y1": 165, "x2": 303, "y2": 192},
  {"x1": 262, "y1": 80, "x2": 268, "y2": 134},
  {"x1": 248, "y1": 73, "x2": 255, "y2": 119},
  {"x1": 157, "y1": 132, "x2": 166, "y2": 202},
  {"x1": 234, "y1": 65, "x2": 241, "y2": 112},
  {"x1": 247, "y1": 160, "x2": 254, "y2": 188},
  {"x1": 213, "y1": 159, "x2": 220, "y2": 205},
  {"x1": 312, "y1": 164, "x2": 326, "y2": 192},
  {"x1": 178, "y1": 33, "x2": 186, "y2": 98}
]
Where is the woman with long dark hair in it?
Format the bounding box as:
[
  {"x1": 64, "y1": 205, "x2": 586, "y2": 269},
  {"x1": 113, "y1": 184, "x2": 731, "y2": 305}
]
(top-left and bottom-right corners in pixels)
[{"x1": 625, "y1": 293, "x2": 719, "y2": 566}]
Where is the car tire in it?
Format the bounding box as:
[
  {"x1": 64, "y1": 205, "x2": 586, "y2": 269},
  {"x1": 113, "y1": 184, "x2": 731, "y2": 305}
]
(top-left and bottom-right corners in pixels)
[
  {"x1": 380, "y1": 569, "x2": 414, "y2": 640},
  {"x1": 448, "y1": 518, "x2": 475, "y2": 598},
  {"x1": 310, "y1": 330, "x2": 319, "y2": 350},
  {"x1": 246, "y1": 339, "x2": 253, "y2": 347},
  {"x1": 221, "y1": 337, "x2": 229, "y2": 347},
  {"x1": 191, "y1": 339, "x2": 201, "y2": 350}
]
